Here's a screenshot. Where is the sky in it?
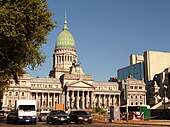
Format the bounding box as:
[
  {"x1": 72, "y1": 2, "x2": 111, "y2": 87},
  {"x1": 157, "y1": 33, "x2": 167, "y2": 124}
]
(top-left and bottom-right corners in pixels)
[{"x1": 26, "y1": 0, "x2": 170, "y2": 81}]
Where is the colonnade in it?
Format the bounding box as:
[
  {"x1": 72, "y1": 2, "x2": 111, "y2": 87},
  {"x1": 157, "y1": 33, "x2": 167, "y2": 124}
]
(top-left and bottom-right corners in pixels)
[
  {"x1": 66, "y1": 90, "x2": 93, "y2": 109},
  {"x1": 66, "y1": 90, "x2": 120, "y2": 109},
  {"x1": 31, "y1": 92, "x2": 61, "y2": 111},
  {"x1": 3, "y1": 91, "x2": 120, "y2": 111},
  {"x1": 95, "y1": 94, "x2": 120, "y2": 108}
]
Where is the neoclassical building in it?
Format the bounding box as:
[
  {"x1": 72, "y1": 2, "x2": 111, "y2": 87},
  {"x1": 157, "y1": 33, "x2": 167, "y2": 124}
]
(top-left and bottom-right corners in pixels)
[
  {"x1": 2, "y1": 16, "x2": 121, "y2": 111},
  {"x1": 120, "y1": 75, "x2": 147, "y2": 106}
]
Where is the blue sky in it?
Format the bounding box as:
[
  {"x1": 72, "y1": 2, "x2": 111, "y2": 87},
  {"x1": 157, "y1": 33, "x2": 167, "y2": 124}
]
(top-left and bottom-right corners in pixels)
[{"x1": 26, "y1": 0, "x2": 170, "y2": 81}]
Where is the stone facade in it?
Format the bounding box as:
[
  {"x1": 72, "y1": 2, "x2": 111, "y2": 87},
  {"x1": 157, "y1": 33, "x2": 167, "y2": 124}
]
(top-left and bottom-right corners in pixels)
[
  {"x1": 2, "y1": 16, "x2": 121, "y2": 111},
  {"x1": 2, "y1": 72, "x2": 121, "y2": 111},
  {"x1": 120, "y1": 76, "x2": 147, "y2": 106}
]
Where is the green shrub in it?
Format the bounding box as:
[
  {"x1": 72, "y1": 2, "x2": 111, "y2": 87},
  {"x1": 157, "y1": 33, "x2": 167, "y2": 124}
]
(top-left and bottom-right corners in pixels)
[{"x1": 92, "y1": 107, "x2": 107, "y2": 115}]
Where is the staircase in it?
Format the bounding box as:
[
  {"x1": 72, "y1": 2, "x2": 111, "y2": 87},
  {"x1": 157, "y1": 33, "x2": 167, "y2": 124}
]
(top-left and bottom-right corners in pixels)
[{"x1": 151, "y1": 101, "x2": 163, "y2": 109}]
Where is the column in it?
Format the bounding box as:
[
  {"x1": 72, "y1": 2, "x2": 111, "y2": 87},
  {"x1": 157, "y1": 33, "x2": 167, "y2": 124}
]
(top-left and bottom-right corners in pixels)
[
  {"x1": 107, "y1": 95, "x2": 110, "y2": 107},
  {"x1": 36, "y1": 92, "x2": 38, "y2": 109},
  {"x1": 77, "y1": 91, "x2": 79, "y2": 109},
  {"x1": 36, "y1": 92, "x2": 38, "y2": 100},
  {"x1": 71, "y1": 91, "x2": 74, "y2": 109},
  {"x1": 67, "y1": 91, "x2": 70, "y2": 109},
  {"x1": 55, "y1": 93, "x2": 58, "y2": 104},
  {"x1": 113, "y1": 95, "x2": 116, "y2": 106},
  {"x1": 52, "y1": 93, "x2": 54, "y2": 108},
  {"x1": 109, "y1": 95, "x2": 112, "y2": 106},
  {"x1": 42, "y1": 93, "x2": 44, "y2": 107},
  {"x1": 86, "y1": 91, "x2": 89, "y2": 108},
  {"x1": 103, "y1": 95, "x2": 106, "y2": 108},
  {"x1": 47, "y1": 93, "x2": 49, "y2": 108},
  {"x1": 3, "y1": 94, "x2": 7, "y2": 105},
  {"x1": 98, "y1": 94, "x2": 101, "y2": 107},
  {"x1": 118, "y1": 94, "x2": 120, "y2": 106},
  {"x1": 82, "y1": 91, "x2": 85, "y2": 109},
  {"x1": 144, "y1": 95, "x2": 146, "y2": 105},
  {"x1": 91, "y1": 92, "x2": 94, "y2": 108}
]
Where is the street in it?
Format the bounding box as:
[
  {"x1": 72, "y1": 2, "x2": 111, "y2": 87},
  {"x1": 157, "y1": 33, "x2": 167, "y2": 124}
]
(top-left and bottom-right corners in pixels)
[{"x1": 0, "y1": 120, "x2": 168, "y2": 127}]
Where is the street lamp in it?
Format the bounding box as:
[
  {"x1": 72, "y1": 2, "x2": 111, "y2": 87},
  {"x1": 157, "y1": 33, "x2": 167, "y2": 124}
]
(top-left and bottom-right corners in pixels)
[
  {"x1": 124, "y1": 81, "x2": 129, "y2": 122},
  {"x1": 125, "y1": 84, "x2": 128, "y2": 122}
]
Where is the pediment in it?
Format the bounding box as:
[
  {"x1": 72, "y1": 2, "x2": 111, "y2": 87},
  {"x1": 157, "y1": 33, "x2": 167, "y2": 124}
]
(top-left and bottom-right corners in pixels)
[{"x1": 66, "y1": 80, "x2": 95, "y2": 88}]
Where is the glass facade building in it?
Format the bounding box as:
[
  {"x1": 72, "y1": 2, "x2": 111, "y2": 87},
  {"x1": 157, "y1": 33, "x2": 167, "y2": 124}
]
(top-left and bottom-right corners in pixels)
[{"x1": 117, "y1": 62, "x2": 144, "y2": 80}]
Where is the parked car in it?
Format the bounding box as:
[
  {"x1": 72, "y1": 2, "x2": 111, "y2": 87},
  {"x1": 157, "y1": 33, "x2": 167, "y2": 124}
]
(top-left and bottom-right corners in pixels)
[
  {"x1": 38, "y1": 111, "x2": 49, "y2": 122},
  {"x1": 6, "y1": 110, "x2": 17, "y2": 124},
  {"x1": 47, "y1": 110, "x2": 69, "y2": 124},
  {"x1": 0, "y1": 110, "x2": 6, "y2": 119},
  {"x1": 69, "y1": 110, "x2": 92, "y2": 124}
]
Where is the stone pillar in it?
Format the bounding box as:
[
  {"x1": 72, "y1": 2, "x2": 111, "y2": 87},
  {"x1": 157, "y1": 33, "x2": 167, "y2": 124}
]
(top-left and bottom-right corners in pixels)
[
  {"x1": 67, "y1": 91, "x2": 70, "y2": 109},
  {"x1": 35, "y1": 92, "x2": 38, "y2": 100},
  {"x1": 109, "y1": 95, "x2": 112, "y2": 106},
  {"x1": 3, "y1": 94, "x2": 7, "y2": 105},
  {"x1": 35, "y1": 92, "x2": 39, "y2": 108},
  {"x1": 42, "y1": 93, "x2": 44, "y2": 107},
  {"x1": 98, "y1": 94, "x2": 101, "y2": 107},
  {"x1": 107, "y1": 95, "x2": 109, "y2": 107},
  {"x1": 47, "y1": 92, "x2": 49, "y2": 108},
  {"x1": 113, "y1": 95, "x2": 116, "y2": 106},
  {"x1": 86, "y1": 91, "x2": 89, "y2": 108},
  {"x1": 77, "y1": 91, "x2": 79, "y2": 109},
  {"x1": 144, "y1": 95, "x2": 146, "y2": 105},
  {"x1": 60, "y1": 91, "x2": 65, "y2": 105},
  {"x1": 53, "y1": 93, "x2": 55, "y2": 109},
  {"x1": 103, "y1": 95, "x2": 106, "y2": 108},
  {"x1": 118, "y1": 95, "x2": 120, "y2": 106},
  {"x1": 57, "y1": 93, "x2": 61, "y2": 104},
  {"x1": 55, "y1": 93, "x2": 58, "y2": 104},
  {"x1": 71, "y1": 91, "x2": 74, "y2": 109},
  {"x1": 91, "y1": 92, "x2": 94, "y2": 108},
  {"x1": 82, "y1": 91, "x2": 85, "y2": 109}
]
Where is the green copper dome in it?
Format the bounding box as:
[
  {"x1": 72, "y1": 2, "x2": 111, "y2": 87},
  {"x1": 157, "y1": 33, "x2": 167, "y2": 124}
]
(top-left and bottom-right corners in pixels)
[{"x1": 56, "y1": 18, "x2": 75, "y2": 49}]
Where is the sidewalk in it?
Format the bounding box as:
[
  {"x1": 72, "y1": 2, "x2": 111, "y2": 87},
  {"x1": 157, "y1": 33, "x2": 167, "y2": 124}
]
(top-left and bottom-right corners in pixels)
[
  {"x1": 93, "y1": 119, "x2": 170, "y2": 126},
  {"x1": 114, "y1": 120, "x2": 170, "y2": 126}
]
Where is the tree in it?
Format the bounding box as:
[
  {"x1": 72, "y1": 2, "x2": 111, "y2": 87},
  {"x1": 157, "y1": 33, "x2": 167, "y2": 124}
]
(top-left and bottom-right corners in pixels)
[{"x1": 0, "y1": 0, "x2": 55, "y2": 95}]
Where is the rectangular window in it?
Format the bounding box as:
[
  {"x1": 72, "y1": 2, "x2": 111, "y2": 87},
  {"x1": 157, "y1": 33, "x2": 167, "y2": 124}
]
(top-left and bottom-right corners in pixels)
[
  {"x1": 139, "y1": 86, "x2": 142, "y2": 89},
  {"x1": 22, "y1": 81, "x2": 26, "y2": 85},
  {"x1": 135, "y1": 86, "x2": 138, "y2": 89}
]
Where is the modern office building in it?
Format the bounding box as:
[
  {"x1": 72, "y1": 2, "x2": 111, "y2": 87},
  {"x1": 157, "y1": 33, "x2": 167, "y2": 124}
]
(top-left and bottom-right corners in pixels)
[
  {"x1": 118, "y1": 50, "x2": 170, "y2": 105},
  {"x1": 117, "y1": 62, "x2": 144, "y2": 81},
  {"x1": 144, "y1": 50, "x2": 170, "y2": 84}
]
